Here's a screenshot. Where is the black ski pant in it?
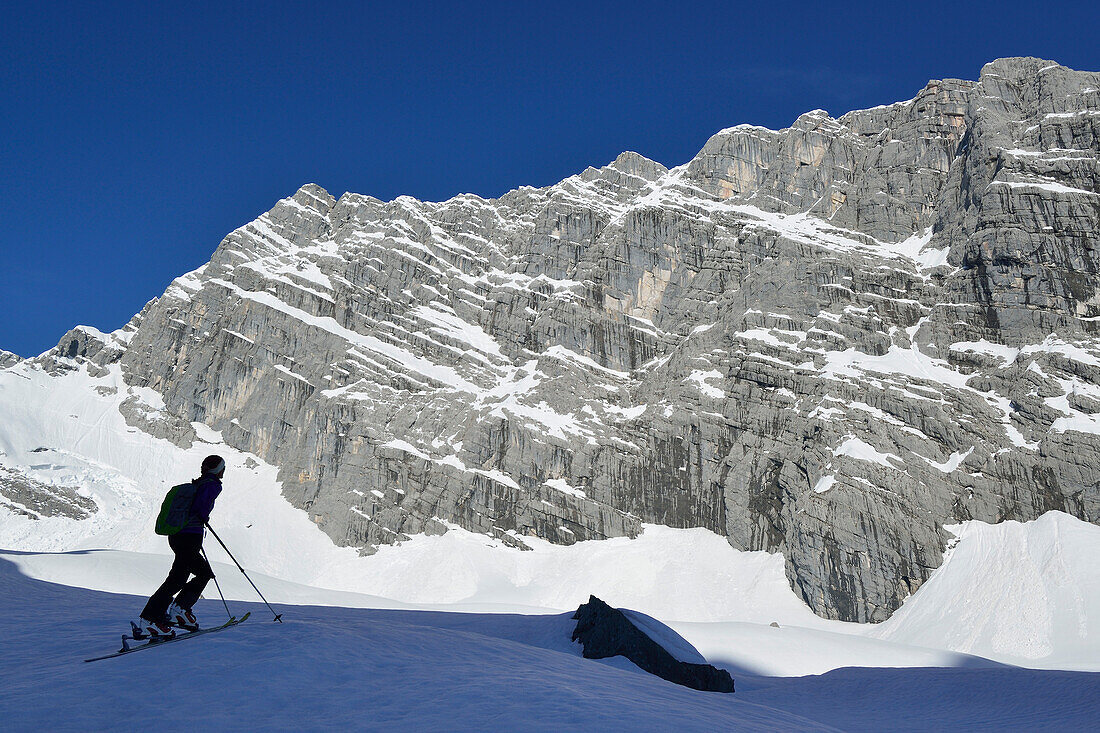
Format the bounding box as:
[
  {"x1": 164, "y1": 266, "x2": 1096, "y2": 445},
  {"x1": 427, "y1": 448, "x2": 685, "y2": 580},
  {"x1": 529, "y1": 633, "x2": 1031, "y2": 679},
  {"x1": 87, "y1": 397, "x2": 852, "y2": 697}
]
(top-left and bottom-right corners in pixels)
[{"x1": 141, "y1": 532, "x2": 213, "y2": 619}]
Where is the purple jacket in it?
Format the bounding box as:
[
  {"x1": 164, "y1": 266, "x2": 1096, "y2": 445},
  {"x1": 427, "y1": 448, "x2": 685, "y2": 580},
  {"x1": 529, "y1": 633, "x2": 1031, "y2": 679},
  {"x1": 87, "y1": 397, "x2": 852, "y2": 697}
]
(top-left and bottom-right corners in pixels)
[{"x1": 180, "y1": 474, "x2": 222, "y2": 534}]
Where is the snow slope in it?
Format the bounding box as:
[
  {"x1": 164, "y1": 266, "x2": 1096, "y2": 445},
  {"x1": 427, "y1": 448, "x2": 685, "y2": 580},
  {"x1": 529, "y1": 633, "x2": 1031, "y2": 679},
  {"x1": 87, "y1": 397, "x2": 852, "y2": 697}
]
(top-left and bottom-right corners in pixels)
[
  {"x1": 871, "y1": 512, "x2": 1100, "y2": 670},
  {"x1": 2, "y1": 360, "x2": 1100, "y2": 682},
  {"x1": 3, "y1": 558, "x2": 1098, "y2": 732},
  {"x1": 0, "y1": 544, "x2": 1020, "y2": 679},
  {"x1": 0, "y1": 559, "x2": 829, "y2": 732},
  {"x1": 0, "y1": 362, "x2": 368, "y2": 587}
]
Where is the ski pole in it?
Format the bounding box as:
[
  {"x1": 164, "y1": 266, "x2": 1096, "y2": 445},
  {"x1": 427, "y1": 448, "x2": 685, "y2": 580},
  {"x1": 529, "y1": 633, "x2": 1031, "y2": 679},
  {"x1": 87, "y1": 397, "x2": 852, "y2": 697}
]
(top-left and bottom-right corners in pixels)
[
  {"x1": 205, "y1": 523, "x2": 284, "y2": 623},
  {"x1": 201, "y1": 546, "x2": 234, "y2": 621}
]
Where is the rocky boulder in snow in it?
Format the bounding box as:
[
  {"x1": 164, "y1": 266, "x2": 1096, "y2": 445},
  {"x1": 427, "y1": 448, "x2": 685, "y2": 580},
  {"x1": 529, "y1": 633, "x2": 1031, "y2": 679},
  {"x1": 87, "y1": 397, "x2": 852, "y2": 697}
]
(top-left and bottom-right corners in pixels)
[{"x1": 571, "y1": 595, "x2": 735, "y2": 693}]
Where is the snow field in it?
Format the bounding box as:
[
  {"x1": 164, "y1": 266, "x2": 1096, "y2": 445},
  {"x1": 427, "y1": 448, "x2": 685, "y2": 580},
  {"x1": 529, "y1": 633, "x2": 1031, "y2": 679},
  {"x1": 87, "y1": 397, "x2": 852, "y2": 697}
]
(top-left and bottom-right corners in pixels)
[
  {"x1": 1, "y1": 561, "x2": 833, "y2": 732},
  {"x1": 2, "y1": 360, "x2": 1100, "y2": 684},
  {"x1": 3, "y1": 558, "x2": 1098, "y2": 732}
]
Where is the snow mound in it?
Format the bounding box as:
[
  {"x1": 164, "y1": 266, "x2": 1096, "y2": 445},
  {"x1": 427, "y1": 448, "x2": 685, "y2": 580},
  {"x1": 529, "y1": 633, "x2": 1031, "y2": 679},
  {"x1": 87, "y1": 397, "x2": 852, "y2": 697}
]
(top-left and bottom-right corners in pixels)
[
  {"x1": 871, "y1": 511, "x2": 1100, "y2": 670},
  {"x1": 620, "y1": 608, "x2": 709, "y2": 664}
]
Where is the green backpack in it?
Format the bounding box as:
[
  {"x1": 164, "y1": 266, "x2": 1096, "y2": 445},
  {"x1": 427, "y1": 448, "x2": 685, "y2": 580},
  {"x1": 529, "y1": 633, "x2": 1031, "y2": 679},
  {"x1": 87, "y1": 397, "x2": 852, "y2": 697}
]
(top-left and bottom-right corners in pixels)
[{"x1": 155, "y1": 482, "x2": 199, "y2": 536}]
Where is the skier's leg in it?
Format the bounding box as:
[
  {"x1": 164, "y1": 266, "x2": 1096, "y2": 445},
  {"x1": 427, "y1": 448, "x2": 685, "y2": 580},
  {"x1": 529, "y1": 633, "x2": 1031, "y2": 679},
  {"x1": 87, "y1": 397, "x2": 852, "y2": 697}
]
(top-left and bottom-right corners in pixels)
[
  {"x1": 172, "y1": 534, "x2": 214, "y2": 610},
  {"x1": 141, "y1": 538, "x2": 193, "y2": 619}
]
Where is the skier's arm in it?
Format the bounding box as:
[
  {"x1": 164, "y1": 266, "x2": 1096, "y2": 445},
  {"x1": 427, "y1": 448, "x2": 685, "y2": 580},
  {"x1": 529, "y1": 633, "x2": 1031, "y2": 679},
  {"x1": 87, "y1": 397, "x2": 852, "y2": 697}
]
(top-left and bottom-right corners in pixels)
[{"x1": 191, "y1": 481, "x2": 223, "y2": 524}]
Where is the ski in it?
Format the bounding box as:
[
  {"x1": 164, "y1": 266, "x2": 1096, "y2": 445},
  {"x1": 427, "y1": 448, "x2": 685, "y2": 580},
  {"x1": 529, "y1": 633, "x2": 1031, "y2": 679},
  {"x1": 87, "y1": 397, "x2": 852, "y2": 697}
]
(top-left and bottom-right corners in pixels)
[{"x1": 83, "y1": 612, "x2": 251, "y2": 663}]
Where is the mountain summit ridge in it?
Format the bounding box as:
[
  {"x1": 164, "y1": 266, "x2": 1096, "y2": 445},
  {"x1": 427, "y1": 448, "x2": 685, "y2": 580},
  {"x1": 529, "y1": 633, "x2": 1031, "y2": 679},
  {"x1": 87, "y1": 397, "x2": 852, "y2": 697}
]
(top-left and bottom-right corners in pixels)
[{"x1": 15, "y1": 57, "x2": 1100, "y2": 623}]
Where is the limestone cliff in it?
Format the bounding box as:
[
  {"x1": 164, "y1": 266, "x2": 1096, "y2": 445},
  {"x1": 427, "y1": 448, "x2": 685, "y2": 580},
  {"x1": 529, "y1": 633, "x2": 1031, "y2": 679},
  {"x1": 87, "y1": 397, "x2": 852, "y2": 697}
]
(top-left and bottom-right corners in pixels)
[{"x1": 37, "y1": 57, "x2": 1100, "y2": 622}]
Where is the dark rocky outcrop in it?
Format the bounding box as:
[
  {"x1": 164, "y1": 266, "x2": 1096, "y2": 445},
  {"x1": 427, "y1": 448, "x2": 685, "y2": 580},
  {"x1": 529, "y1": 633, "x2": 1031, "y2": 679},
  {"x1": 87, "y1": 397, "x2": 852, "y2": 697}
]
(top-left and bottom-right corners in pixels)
[{"x1": 571, "y1": 595, "x2": 735, "y2": 693}]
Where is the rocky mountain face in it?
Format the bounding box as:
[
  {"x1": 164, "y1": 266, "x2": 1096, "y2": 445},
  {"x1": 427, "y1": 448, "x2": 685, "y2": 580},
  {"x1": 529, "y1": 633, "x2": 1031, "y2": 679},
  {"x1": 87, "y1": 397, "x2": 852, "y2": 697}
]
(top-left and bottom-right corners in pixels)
[{"x1": 26, "y1": 57, "x2": 1100, "y2": 622}]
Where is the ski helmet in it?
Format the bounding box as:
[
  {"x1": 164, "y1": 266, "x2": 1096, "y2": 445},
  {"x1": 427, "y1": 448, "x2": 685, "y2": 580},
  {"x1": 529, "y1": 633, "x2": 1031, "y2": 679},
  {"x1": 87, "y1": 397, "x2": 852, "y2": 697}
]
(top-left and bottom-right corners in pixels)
[{"x1": 201, "y1": 454, "x2": 226, "y2": 476}]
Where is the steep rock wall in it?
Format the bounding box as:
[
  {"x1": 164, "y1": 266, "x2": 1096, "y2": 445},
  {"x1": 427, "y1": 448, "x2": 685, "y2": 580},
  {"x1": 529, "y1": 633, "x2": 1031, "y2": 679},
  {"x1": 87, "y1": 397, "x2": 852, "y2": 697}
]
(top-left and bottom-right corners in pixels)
[{"x1": 46, "y1": 57, "x2": 1100, "y2": 622}]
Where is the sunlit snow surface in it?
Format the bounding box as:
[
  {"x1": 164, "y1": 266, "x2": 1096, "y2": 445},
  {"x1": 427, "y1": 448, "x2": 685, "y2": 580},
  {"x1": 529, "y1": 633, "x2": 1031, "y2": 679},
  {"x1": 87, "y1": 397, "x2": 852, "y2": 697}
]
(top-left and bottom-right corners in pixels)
[{"x1": 2, "y1": 362, "x2": 1099, "y2": 729}]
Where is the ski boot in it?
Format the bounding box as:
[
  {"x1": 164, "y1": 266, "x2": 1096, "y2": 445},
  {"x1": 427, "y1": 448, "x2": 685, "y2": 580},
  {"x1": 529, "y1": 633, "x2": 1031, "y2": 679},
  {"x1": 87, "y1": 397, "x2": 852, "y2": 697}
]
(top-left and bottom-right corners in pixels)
[
  {"x1": 131, "y1": 616, "x2": 175, "y2": 640},
  {"x1": 168, "y1": 602, "x2": 199, "y2": 631}
]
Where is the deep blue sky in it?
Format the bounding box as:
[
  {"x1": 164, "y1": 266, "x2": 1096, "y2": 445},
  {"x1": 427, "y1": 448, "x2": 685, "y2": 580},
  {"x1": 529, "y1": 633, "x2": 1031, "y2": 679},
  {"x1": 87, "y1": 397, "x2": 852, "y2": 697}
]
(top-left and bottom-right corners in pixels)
[{"x1": 2, "y1": 1, "x2": 1097, "y2": 357}]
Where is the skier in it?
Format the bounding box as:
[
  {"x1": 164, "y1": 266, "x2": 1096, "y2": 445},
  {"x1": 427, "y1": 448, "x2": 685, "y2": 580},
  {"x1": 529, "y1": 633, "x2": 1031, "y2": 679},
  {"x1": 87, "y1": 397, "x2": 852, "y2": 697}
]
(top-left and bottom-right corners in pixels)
[{"x1": 133, "y1": 455, "x2": 225, "y2": 637}]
